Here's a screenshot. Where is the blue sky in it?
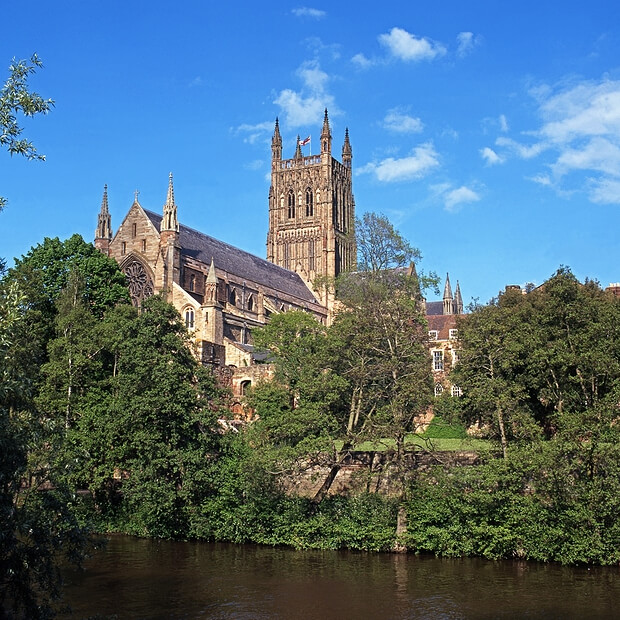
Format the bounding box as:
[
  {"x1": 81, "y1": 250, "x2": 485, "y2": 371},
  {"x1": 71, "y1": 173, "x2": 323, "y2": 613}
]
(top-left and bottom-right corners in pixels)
[{"x1": 2, "y1": 1, "x2": 619, "y2": 305}]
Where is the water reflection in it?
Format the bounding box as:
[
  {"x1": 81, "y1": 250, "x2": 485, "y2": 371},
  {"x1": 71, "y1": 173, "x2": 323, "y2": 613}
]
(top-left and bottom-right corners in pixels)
[{"x1": 60, "y1": 535, "x2": 620, "y2": 619}]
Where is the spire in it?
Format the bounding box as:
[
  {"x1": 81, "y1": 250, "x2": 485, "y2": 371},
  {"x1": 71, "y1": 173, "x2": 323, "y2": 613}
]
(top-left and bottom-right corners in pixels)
[
  {"x1": 342, "y1": 127, "x2": 352, "y2": 167},
  {"x1": 95, "y1": 184, "x2": 112, "y2": 253},
  {"x1": 271, "y1": 117, "x2": 282, "y2": 160},
  {"x1": 161, "y1": 172, "x2": 179, "y2": 233},
  {"x1": 320, "y1": 108, "x2": 332, "y2": 154},
  {"x1": 443, "y1": 273, "x2": 454, "y2": 315},
  {"x1": 294, "y1": 134, "x2": 303, "y2": 159},
  {"x1": 454, "y1": 281, "x2": 463, "y2": 314},
  {"x1": 204, "y1": 258, "x2": 219, "y2": 305}
]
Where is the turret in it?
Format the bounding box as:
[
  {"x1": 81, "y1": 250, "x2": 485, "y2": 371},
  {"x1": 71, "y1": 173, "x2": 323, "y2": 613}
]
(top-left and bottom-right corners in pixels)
[
  {"x1": 161, "y1": 172, "x2": 179, "y2": 234},
  {"x1": 320, "y1": 108, "x2": 332, "y2": 154},
  {"x1": 95, "y1": 184, "x2": 112, "y2": 255},
  {"x1": 342, "y1": 127, "x2": 352, "y2": 168},
  {"x1": 454, "y1": 281, "x2": 463, "y2": 314},
  {"x1": 271, "y1": 117, "x2": 282, "y2": 161},
  {"x1": 294, "y1": 135, "x2": 303, "y2": 159},
  {"x1": 443, "y1": 273, "x2": 454, "y2": 315}
]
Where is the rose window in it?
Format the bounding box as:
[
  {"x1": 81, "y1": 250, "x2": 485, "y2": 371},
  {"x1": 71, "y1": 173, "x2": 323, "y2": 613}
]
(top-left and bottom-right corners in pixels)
[{"x1": 123, "y1": 260, "x2": 154, "y2": 306}]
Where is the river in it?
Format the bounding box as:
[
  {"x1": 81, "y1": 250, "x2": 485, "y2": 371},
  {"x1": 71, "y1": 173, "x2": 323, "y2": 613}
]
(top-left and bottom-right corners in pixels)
[{"x1": 60, "y1": 535, "x2": 620, "y2": 619}]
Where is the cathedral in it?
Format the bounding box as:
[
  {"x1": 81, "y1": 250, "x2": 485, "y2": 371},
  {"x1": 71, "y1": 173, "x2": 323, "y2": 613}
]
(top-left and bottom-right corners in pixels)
[
  {"x1": 95, "y1": 109, "x2": 463, "y2": 399},
  {"x1": 95, "y1": 110, "x2": 354, "y2": 395}
]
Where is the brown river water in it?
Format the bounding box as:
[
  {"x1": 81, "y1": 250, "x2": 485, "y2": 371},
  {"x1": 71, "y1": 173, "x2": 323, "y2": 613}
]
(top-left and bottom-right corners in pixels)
[{"x1": 59, "y1": 535, "x2": 620, "y2": 619}]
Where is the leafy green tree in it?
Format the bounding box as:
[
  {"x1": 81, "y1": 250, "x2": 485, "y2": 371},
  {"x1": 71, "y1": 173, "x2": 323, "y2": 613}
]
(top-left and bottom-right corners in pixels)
[
  {"x1": 0, "y1": 283, "x2": 87, "y2": 619},
  {"x1": 68, "y1": 296, "x2": 223, "y2": 538},
  {"x1": 0, "y1": 54, "x2": 53, "y2": 211}
]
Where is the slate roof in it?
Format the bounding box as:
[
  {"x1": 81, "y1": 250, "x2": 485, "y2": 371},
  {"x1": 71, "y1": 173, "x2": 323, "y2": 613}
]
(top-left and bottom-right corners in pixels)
[
  {"x1": 144, "y1": 210, "x2": 320, "y2": 305},
  {"x1": 425, "y1": 301, "x2": 445, "y2": 316},
  {"x1": 427, "y1": 314, "x2": 458, "y2": 340}
]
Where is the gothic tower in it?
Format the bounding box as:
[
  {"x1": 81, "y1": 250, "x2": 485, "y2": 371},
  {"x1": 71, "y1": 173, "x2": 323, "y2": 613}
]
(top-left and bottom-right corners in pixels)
[
  {"x1": 94, "y1": 184, "x2": 112, "y2": 255},
  {"x1": 266, "y1": 109, "x2": 356, "y2": 306}
]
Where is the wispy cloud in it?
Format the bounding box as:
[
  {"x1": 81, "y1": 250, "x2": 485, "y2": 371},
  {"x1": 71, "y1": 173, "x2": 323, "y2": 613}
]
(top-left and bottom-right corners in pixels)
[
  {"x1": 351, "y1": 52, "x2": 374, "y2": 69},
  {"x1": 274, "y1": 60, "x2": 336, "y2": 127},
  {"x1": 456, "y1": 32, "x2": 481, "y2": 57},
  {"x1": 383, "y1": 108, "x2": 424, "y2": 134},
  {"x1": 358, "y1": 143, "x2": 439, "y2": 182},
  {"x1": 495, "y1": 78, "x2": 620, "y2": 204},
  {"x1": 480, "y1": 146, "x2": 503, "y2": 165},
  {"x1": 499, "y1": 114, "x2": 509, "y2": 132},
  {"x1": 188, "y1": 76, "x2": 203, "y2": 87},
  {"x1": 292, "y1": 7, "x2": 326, "y2": 19},
  {"x1": 378, "y1": 27, "x2": 446, "y2": 62},
  {"x1": 234, "y1": 121, "x2": 274, "y2": 144}
]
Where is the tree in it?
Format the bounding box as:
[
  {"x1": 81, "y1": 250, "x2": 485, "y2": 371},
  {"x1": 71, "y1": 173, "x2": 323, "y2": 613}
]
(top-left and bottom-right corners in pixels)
[
  {"x1": 0, "y1": 54, "x2": 53, "y2": 211},
  {"x1": 66, "y1": 295, "x2": 223, "y2": 538}
]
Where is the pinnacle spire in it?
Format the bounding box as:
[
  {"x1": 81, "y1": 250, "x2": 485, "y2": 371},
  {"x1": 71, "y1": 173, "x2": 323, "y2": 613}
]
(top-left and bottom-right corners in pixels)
[
  {"x1": 161, "y1": 172, "x2": 179, "y2": 233},
  {"x1": 443, "y1": 273, "x2": 454, "y2": 315},
  {"x1": 342, "y1": 127, "x2": 352, "y2": 166},
  {"x1": 206, "y1": 257, "x2": 218, "y2": 283},
  {"x1": 294, "y1": 134, "x2": 303, "y2": 159},
  {"x1": 271, "y1": 117, "x2": 282, "y2": 160},
  {"x1": 454, "y1": 280, "x2": 463, "y2": 314},
  {"x1": 320, "y1": 108, "x2": 332, "y2": 154},
  {"x1": 95, "y1": 184, "x2": 111, "y2": 240}
]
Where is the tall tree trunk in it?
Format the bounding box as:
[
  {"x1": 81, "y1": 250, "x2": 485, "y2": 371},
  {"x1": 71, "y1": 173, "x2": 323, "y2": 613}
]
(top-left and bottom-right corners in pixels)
[{"x1": 311, "y1": 441, "x2": 352, "y2": 505}]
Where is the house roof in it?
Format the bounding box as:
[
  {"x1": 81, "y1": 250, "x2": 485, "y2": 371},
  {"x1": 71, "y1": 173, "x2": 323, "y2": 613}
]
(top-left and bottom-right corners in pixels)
[
  {"x1": 425, "y1": 301, "x2": 445, "y2": 315},
  {"x1": 427, "y1": 314, "x2": 458, "y2": 340},
  {"x1": 144, "y1": 210, "x2": 320, "y2": 305}
]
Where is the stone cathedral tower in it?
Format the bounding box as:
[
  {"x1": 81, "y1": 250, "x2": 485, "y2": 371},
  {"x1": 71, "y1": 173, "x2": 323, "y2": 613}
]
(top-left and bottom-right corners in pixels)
[{"x1": 266, "y1": 109, "x2": 356, "y2": 308}]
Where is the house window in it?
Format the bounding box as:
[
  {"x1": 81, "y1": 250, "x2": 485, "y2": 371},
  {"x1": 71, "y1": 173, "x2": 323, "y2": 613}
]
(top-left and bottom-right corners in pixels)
[
  {"x1": 433, "y1": 350, "x2": 444, "y2": 371},
  {"x1": 452, "y1": 350, "x2": 461, "y2": 367},
  {"x1": 428, "y1": 330, "x2": 438, "y2": 341},
  {"x1": 185, "y1": 309, "x2": 195, "y2": 330},
  {"x1": 305, "y1": 188, "x2": 313, "y2": 217},
  {"x1": 451, "y1": 385, "x2": 462, "y2": 397},
  {"x1": 287, "y1": 190, "x2": 295, "y2": 218},
  {"x1": 449, "y1": 329, "x2": 458, "y2": 340},
  {"x1": 189, "y1": 274, "x2": 196, "y2": 292},
  {"x1": 434, "y1": 383, "x2": 444, "y2": 397}
]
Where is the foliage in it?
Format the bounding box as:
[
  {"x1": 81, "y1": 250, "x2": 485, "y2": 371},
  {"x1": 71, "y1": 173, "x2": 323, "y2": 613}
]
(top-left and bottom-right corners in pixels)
[{"x1": 0, "y1": 54, "x2": 53, "y2": 211}]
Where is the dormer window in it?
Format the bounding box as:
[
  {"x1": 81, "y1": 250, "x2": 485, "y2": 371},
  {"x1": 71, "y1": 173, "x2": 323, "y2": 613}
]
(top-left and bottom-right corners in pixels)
[
  {"x1": 428, "y1": 330, "x2": 438, "y2": 341},
  {"x1": 449, "y1": 328, "x2": 458, "y2": 340}
]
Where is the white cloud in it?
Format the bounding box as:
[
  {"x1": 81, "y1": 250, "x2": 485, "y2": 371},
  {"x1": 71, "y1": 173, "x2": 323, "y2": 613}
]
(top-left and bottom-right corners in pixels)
[
  {"x1": 188, "y1": 76, "x2": 203, "y2": 87},
  {"x1": 358, "y1": 143, "x2": 439, "y2": 182},
  {"x1": 274, "y1": 60, "x2": 336, "y2": 127},
  {"x1": 351, "y1": 53, "x2": 374, "y2": 69},
  {"x1": 244, "y1": 159, "x2": 264, "y2": 171},
  {"x1": 499, "y1": 114, "x2": 509, "y2": 132},
  {"x1": 378, "y1": 27, "x2": 446, "y2": 62},
  {"x1": 444, "y1": 186, "x2": 480, "y2": 211},
  {"x1": 383, "y1": 108, "x2": 424, "y2": 133},
  {"x1": 480, "y1": 147, "x2": 503, "y2": 165},
  {"x1": 292, "y1": 7, "x2": 326, "y2": 19},
  {"x1": 497, "y1": 78, "x2": 620, "y2": 204},
  {"x1": 456, "y1": 32, "x2": 481, "y2": 57},
  {"x1": 234, "y1": 121, "x2": 274, "y2": 144},
  {"x1": 589, "y1": 177, "x2": 620, "y2": 204}
]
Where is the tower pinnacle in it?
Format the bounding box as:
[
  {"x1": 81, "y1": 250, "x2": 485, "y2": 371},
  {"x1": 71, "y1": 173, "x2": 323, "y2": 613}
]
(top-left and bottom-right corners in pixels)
[
  {"x1": 161, "y1": 172, "x2": 179, "y2": 233},
  {"x1": 95, "y1": 184, "x2": 112, "y2": 254},
  {"x1": 443, "y1": 273, "x2": 454, "y2": 315},
  {"x1": 320, "y1": 108, "x2": 331, "y2": 154}
]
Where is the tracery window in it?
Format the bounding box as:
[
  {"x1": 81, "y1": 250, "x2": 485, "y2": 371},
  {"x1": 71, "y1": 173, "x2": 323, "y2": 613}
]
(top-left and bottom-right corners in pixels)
[
  {"x1": 123, "y1": 259, "x2": 154, "y2": 307},
  {"x1": 305, "y1": 188, "x2": 313, "y2": 217},
  {"x1": 434, "y1": 383, "x2": 444, "y2": 397},
  {"x1": 185, "y1": 308, "x2": 195, "y2": 330},
  {"x1": 287, "y1": 190, "x2": 295, "y2": 218}
]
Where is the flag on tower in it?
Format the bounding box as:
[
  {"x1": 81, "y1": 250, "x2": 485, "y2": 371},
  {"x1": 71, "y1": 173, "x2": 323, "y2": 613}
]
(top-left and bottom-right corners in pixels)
[{"x1": 299, "y1": 136, "x2": 311, "y2": 146}]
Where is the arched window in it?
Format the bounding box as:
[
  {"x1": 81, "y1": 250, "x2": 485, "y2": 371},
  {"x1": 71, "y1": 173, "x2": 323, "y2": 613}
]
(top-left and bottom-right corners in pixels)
[
  {"x1": 185, "y1": 308, "x2": 195, "y2": 330},
  {"x1": 287, "y1": 190, "x2": 295, "y2": 218},
  {"x1": 305, "y1": 188, "x2": 313, "y2": 217},
  {"x1": 229, "y1": 287, "x2": 237, "y2": 306},
  {"x1": 240, "y1": 380, "x2": 251, "y2": 396},
  {"x1": 434, "y1": 383, "x2": 444, "y2": 397},
  {"x1": 247, "y1": 294, "x2": 254, "y2": 312}
]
